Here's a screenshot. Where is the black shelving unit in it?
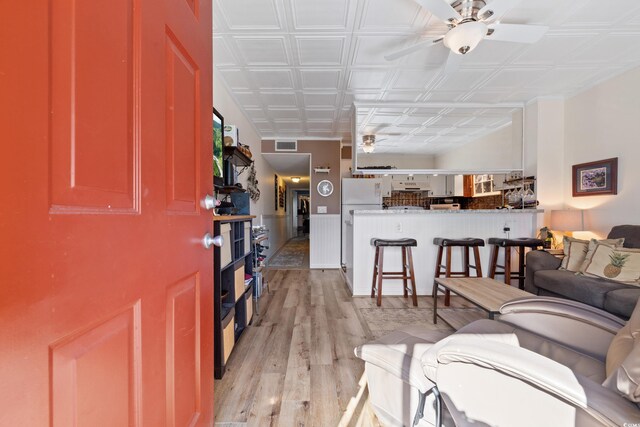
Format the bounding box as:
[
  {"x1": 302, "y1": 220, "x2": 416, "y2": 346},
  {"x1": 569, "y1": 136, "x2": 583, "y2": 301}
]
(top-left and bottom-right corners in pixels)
[
  {"x1": 223, "y1": 146, "x2": 252, "y2": 172},
  {"x1": 213, "y1": 215, "x2": 255, "y2": 379}
]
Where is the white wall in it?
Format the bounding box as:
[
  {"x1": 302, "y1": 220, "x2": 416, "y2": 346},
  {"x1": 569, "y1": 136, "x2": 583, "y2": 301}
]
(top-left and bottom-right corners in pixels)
[
  {"x1": 213, "y1": 74, "x2": 287, "y2": 256},
  {"x1": 526, "y1": 98, "x2": 566, "y2": 227},
  {"x1": 531, "y1": 66, "x2": 640, "y2": 237},
  {"x1": 356, "y1": 153, "x2": 436, "y2": 169},
  {"x1": 435, "y1": 115, "x2": 522, "y2": 170},
  {"x1": 561, "y1": 67, "x2": 640, "y2": 235}
]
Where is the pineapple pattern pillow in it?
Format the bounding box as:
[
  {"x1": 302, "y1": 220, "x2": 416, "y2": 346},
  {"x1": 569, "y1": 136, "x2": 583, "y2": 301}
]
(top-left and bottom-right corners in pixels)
[
  {"x1": 578, "y1": 237, "x2": 625, "y2": 273},
  {"x1": 582, "y1": 244, "x2": 640, "y2": 284},
  {"x1": 559, "y1": 237, "x2": 624, "y2": 273}
]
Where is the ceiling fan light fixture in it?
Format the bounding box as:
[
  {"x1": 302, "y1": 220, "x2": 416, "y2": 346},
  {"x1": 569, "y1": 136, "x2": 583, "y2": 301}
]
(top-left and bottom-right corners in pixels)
[
  {"x1": 362, "y1": 134, "x2": 376, "y2": 145},
  {"x1": 443, "y1": 21, "x2": 487, "y2": 55},
  {"x1": 361, "y1": 143, "x2": 375, "y2": 154}
]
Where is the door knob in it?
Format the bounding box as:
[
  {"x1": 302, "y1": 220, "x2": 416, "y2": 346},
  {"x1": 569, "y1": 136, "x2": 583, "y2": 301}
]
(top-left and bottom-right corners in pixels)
[
  {"x1": 202, "y1": 233, "x2": 224, "y2": 249},
  {"x1": 201, "y1": 194, "x2": 219, "y2": 210}
]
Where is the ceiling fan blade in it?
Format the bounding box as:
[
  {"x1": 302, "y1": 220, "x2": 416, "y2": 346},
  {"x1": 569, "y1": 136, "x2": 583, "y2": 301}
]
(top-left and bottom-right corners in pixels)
[
  {"x1": 414, "y1": 0, "x2": 462, "y2": 23},
  {"x1": 486, "y1": 23, "x2": 548, "y2": 44},
  {"x1": 478, "y1": 0, "x2": 523, "y2": 22},
  {"x1": 385, "y1": 37, "x2": 443, "y2": 61},
  {"x1": 444, "y1": 51, "x2": 462, "y2": 74}
]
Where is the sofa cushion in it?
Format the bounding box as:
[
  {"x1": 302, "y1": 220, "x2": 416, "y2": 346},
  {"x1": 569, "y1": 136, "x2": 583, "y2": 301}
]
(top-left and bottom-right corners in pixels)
[
  {"x1": 604, "y1": 299, "x2": 640, "y2": 402},
  {"x1": 608, "y1": 225, "x2": 640, "y2": 249},
  {"x1": 605, "y1": 289, "x2": 640, "y2": 319},
  {"x1": 583, "y1": 244, "x2": 640, "y2": 285},
  {"x1": 534, "y1": 270, "x2": 626, "y2": 308}
]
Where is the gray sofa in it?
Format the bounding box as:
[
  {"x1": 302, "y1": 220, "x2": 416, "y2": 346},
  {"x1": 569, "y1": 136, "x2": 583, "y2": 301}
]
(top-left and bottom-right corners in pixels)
[{"x1": 525, "y1": 225, "x2": 640, "y2": 319}]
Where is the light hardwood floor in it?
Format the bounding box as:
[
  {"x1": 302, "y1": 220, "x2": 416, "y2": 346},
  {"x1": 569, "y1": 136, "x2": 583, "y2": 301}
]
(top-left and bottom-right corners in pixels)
[{"x1": 214, "y1": 269, "x2": 476, "y2": 426}]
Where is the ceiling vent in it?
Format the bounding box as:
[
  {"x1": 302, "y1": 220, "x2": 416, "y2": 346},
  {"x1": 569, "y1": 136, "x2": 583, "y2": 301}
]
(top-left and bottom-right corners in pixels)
[{"x1": 275, "y1": 140, "x2": 297, "y2": 152}]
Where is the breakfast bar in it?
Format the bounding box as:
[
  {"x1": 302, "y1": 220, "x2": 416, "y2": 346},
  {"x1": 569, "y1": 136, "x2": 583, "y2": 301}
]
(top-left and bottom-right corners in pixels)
[{"x1": 344, "y1": 209, "x2": 542, "y2": 296}]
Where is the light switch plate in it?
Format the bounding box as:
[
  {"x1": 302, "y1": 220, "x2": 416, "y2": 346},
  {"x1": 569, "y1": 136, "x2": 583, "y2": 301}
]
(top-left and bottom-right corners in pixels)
[{"x1": 317, "y1": 206, "x2": 327, "y2": 214}]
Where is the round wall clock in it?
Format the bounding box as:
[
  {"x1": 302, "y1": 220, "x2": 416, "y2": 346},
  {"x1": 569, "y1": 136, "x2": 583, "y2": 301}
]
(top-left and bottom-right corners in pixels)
[{"x1": 317, "y1": 179, "x2": 334, "y2": 197}]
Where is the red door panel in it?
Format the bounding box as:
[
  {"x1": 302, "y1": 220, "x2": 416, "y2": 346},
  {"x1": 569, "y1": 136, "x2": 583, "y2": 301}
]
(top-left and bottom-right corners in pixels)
[{"x1": 0, "y1": 0, "x2": 213, "y2": 425}]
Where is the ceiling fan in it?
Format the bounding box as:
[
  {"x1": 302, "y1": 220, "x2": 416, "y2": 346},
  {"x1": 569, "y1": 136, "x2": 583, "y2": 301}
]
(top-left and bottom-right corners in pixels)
[
  {"x1": 385, "y1": 0, "x2": 548, "y2": 71},
  {"x1": 360, "y1": 134, "x2": 381, "y2": 154}
]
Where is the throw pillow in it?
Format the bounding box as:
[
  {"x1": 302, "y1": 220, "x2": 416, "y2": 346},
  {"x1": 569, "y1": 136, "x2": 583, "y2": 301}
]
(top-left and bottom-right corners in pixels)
[
  {"x1": 579, "y1": 238, "x2": 625, "y2": 273},
  {"x1": 582, "y1": 244, "x2": 640, "y2": 284},
  {"x1": 560, "y1": 237, "x2": 589, "y2": 271},
  {"x1": 559, "y1": 237, "x2": 624, "y2": 272},
  {"x1": 604, "y1": 299, "x2": 640, "y2": 402}
]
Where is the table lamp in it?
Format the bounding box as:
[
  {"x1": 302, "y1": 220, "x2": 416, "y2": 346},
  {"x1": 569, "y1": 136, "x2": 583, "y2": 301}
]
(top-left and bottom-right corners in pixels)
[{"x1": 550, "y1": 209, "x2": 585, "y2": 236}]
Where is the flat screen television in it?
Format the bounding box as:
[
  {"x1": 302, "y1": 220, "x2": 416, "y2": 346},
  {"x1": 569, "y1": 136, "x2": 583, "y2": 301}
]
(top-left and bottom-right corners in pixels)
[{"x1": 213, "y1": 108, "x2": 224, "y2": 187}]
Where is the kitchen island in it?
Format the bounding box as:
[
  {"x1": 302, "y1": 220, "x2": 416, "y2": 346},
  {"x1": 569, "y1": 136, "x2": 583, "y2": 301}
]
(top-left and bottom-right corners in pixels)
[{"x1": 344, "y1": 209, "x2": 543, "y2": 296}]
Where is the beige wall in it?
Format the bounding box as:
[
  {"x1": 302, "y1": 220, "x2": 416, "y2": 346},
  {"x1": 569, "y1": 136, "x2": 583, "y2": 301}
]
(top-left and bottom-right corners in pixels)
[
  {"x1": 214, "y1": 74, "x2": 288, "y2": 255},
  {"x1": 435, "y1": 110, "x2": 523, "y2": 170},
  {"x1": 262, "y1": 140, "x2": 342, "y2": 215},
  {"x1": 356, "y1": 153, "x2": 436, "y2": 169},
  {"x1": 525, "y1": 98, "x2": 566, "y2": 227},
  {"x1": 561, "y1": 67, "x2": 640, "y2": 235},
  {"x1": 531, "y1": 66, "x2": 640, "y2": 236}
]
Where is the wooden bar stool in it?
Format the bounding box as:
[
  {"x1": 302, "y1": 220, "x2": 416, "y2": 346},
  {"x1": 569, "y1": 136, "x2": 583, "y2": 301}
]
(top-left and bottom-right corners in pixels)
[
  {"x1": 432, "y1": 238, "x2": 485, "y2": 308},
  {"x1": 371, "y1": 238, "x2": 418, "y2": 307},
  {"x1": 487, "y1": 238, "x2": 544, "y2": 289}
]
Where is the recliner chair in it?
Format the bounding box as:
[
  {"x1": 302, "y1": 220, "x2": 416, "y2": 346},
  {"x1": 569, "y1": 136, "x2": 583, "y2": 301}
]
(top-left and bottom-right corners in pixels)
[{"x1": 356, "y1": 297, "x2": 640, "y2": 426}]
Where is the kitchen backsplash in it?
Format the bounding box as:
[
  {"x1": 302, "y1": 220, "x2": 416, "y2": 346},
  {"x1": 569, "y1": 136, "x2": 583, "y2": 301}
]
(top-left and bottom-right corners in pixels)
[
  {"x1": 384, "y1": 192, "x2": 504, "y2": 209},
  {"x1": 383, "y1": 192, "x2": 431, "y2": 209},
  {"x1": 463, "y1": 194, "x2": 503, "y2": 209}
]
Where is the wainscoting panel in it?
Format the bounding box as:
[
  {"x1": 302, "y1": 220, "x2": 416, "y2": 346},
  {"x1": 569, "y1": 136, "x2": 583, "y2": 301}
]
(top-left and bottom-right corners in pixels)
[
  {"x1": 310, "y1": 214, "x2": 341, "y2": 269},
  {"x1": 351, "y1": 211, "x2": 540, "y2": 296}
]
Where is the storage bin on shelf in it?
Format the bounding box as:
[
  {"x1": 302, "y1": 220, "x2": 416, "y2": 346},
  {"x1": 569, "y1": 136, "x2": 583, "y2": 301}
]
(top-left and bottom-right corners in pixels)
[
  {"x1": 222, "y1": 308, "x2": 235, "y2": 364},
  {"x1": 220, "y1": 223, "x2": 232, "y2": 267},
  {"x1": 234, "y1": 263, "x2": 245, "y2": 302}
]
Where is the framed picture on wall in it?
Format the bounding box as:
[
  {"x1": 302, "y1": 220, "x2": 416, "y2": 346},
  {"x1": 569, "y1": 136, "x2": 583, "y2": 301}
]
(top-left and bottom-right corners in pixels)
[
  {"x1": 572, "y1": 157, "x2": 618, "y2": 197},
  {"x1": 274, "y1": 174, "x2": 278, "y2": 211},
  {"x1": 213, "y1": 108, "x2": 224, "y2": 187}
]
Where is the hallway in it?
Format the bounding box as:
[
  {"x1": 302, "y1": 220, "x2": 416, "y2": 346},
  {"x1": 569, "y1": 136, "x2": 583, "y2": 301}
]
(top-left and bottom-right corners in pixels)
[{"x1": 268, "y1": 236, "x2": 310, "y2": 269}]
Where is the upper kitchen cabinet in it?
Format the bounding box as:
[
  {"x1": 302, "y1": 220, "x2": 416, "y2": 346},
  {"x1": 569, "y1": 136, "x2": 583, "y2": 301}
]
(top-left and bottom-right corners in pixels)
[
  {"x1": 430, "y1": 175, "x2": 463, "y2": 197},
  {"x1": 353, "y1": 103, "x2": 524, "y2": 175}
]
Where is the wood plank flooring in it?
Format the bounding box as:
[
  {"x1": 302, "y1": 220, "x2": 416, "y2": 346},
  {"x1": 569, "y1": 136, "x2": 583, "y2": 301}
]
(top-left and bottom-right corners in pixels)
[{"x1": 214, "y1": 269, "x2": 476, "y2": 426}]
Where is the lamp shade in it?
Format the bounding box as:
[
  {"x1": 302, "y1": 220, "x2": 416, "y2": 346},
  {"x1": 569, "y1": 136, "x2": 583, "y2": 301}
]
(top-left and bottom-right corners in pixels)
[
  {"x1": 550, "y1": 210, "x2": 585, "y2": 232},
  {"x1": 443, "y1": 21, "x2": 487, "y2": 55}
]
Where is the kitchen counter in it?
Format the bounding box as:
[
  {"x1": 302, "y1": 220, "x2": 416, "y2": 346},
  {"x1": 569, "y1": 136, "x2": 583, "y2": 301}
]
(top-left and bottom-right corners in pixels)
[
  {"x1": 354, "y1": 209, "x2": 543, "y2": 214},
  {"x1": 344, "y1": 209, "x2": 542, "y2": 296}
]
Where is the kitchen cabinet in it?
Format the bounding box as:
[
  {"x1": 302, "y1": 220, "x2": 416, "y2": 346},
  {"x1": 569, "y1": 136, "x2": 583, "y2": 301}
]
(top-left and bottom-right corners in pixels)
[
  {"x1": 431, "y1": 175, "x2": 463, "y2": 197},
  {"x1": 381, "y1": 174, "x2": 392, "y2": 197},
  {"x1": 429, "y1": 175, "x2": 446, "y2": 196},
  {"x1": 472, "y1": 174, "x2": 501, "y2": 197}
]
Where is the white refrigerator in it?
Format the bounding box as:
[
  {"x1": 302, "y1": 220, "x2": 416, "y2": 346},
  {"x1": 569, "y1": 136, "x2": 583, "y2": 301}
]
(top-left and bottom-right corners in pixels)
[{"x1": 341, "y1": 178, "x2": 383, "y2": 265}]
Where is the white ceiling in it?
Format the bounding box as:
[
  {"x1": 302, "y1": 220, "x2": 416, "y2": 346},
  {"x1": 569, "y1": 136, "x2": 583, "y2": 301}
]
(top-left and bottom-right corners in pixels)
[{"x1": 214, "y1": 0, "x2": 640, "y2": 143}]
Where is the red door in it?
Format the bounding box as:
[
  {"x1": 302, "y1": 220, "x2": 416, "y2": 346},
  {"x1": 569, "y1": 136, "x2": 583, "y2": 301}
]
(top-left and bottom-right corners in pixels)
[{"x1": 0, "y1": 1, "x2": 213, "y2": 425}]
